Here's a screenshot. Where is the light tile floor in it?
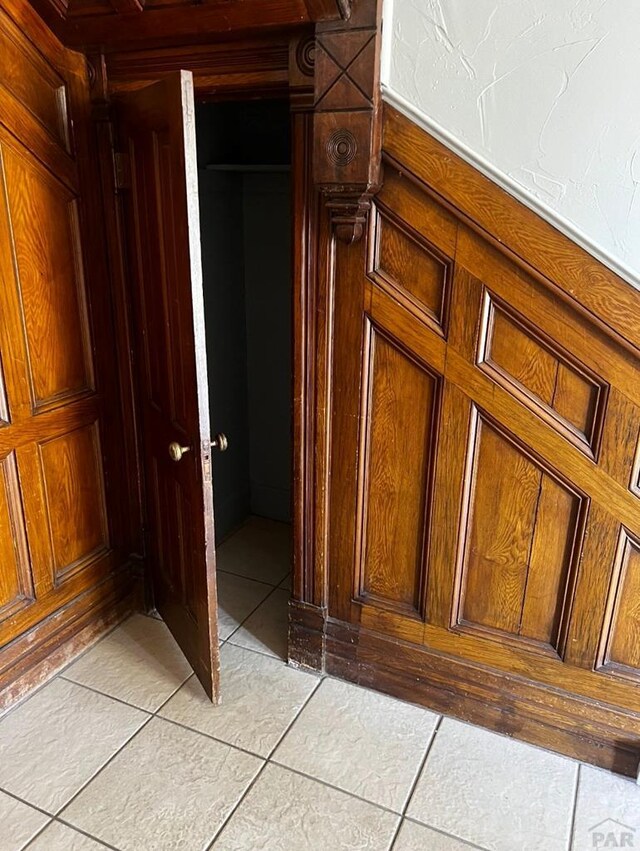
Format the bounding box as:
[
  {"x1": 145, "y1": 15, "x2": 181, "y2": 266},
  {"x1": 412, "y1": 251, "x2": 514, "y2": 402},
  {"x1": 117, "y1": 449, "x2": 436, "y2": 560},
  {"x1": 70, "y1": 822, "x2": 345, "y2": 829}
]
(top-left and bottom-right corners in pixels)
[{"x1": 1, "y1": 516, "x2": 638, "y2": 850}]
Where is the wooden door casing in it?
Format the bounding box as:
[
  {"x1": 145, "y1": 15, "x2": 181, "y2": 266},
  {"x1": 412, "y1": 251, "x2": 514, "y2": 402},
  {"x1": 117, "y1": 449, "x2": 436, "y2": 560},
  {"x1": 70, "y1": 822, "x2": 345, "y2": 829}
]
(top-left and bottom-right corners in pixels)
[
  {"x1": 294, "y1": 103, "x2": 640, "y2": 775},
  {"x1": 0, "y1": 0, "x2": 133, "y2": 698},
  {"x1": 115, "y1": 72, "x2": 220, "y2": 701}
]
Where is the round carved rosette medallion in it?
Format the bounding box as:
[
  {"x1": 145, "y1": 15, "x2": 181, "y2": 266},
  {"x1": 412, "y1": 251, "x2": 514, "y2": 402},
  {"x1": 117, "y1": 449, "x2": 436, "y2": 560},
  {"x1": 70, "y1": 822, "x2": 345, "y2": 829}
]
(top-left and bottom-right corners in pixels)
[
  {"x1": 296, "y1": 36, "x2": 316, "y2": 77},
  {"x1": 326, "y1": 129, "x2": 358, "y2": 167}
]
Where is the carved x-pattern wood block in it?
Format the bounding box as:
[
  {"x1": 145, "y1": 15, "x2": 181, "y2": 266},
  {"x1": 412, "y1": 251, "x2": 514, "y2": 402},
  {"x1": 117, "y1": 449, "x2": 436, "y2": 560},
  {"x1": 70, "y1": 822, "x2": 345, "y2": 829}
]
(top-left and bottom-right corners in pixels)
[
  {"x1": 312, "y1": 0, "x2": 383, "y2": 241},
  {"x1": 314, "y1": 29, "x2": 376, "y2": 111}
]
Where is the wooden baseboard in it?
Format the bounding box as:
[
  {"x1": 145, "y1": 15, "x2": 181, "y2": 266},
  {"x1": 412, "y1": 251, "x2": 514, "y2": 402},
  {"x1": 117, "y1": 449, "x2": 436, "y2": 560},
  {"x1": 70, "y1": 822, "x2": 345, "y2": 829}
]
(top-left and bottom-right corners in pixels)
[
  {"x1": 288, "y1": 600, "x2": 640, "y2": 778},
  {"x1": 0, "y1": 564, "x2": 140, "y2": 713},
  {"x1": 288, "y1": 599, "x2": 326, "y2": 672}
]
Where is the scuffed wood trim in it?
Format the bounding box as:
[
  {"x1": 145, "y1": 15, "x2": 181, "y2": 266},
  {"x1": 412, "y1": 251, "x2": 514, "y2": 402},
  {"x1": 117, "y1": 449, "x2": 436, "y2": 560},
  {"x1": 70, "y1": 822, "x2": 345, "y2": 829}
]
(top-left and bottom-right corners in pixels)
[
  {"x1": 0, "y1": 564, "x2": 139, "y2": 712},
  {"x1": 289, "y1": 605, "x2": 640, "y2": 778}
]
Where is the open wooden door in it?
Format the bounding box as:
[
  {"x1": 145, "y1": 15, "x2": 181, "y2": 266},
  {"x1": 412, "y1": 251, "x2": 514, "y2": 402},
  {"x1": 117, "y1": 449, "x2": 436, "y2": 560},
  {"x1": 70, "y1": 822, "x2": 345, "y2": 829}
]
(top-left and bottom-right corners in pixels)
[{"x1": 116, "y1": 71, "x2": 220, "y2": 701}]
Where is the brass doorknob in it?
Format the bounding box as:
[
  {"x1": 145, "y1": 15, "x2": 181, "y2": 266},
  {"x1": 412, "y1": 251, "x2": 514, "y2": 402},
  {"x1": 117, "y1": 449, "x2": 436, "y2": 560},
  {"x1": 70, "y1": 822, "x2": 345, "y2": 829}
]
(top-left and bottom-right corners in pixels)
[
  {"x1": 168, "y1": 441, "x2": 191, "y2": 462},
  {"x1": 212, "y1": 433, "x2": 228, "y2": 452}
]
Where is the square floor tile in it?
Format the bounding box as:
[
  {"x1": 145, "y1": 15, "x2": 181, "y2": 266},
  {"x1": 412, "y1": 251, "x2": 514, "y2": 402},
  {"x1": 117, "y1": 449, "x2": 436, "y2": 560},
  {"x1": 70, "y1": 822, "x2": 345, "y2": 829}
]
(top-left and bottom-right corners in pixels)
[
  {"x1": 394, "y1": 820, "x2": 480, "y2": 850},
  {"x1": 0, "y1": 789, "x2": 50, "y2": 850},
  {"x1": 30, "y1": 821, "x2": 109, "y2": 850},
  {"x1": 407, "y1": 718, "x2": 577, "y2": 851},
  {"x1": 0, "y1": 678, "x2": 147, "y2": 813},
  {"x1": 63, "y1": 716, "x2": 262, "y2": 851},
  {"x1": 572, "y1": 765, "x2": 640, "y2": 850},
  {"x1": 217, "y1": 516, "x2": 291, "y2": 586},
  {"x1": 63, "y1": 614, "x2": 192, "y2": 712},
  {"x1": 273, "y1": 678, "x2": 439, "y2": 811},
  {"x1": 160, "y1": 643, "x2": 319, "y2": 756},
  {"x1": 217, "y1": 572, "x2": 273, "y2": 640},
  {"x1": 214, "y1": 763, "x2": 399, "y2": 850},
  {"x1": 228, "y1": 588, "x2": 289, "y2": 659}
]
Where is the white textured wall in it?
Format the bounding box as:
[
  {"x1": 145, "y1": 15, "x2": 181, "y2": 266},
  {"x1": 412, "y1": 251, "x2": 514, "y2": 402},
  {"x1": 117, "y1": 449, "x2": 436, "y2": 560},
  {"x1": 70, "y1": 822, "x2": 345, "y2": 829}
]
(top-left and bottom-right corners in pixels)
[{"x1": 381, "y1": 0, "x2": 640, "y2": 288}]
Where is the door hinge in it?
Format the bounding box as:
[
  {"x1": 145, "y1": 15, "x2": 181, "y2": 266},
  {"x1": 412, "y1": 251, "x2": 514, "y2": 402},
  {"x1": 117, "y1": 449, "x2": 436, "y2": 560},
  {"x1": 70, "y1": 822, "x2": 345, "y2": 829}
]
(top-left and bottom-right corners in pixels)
[{"x1": 112, "y1": 150, "x2": 130, "y2": 192}]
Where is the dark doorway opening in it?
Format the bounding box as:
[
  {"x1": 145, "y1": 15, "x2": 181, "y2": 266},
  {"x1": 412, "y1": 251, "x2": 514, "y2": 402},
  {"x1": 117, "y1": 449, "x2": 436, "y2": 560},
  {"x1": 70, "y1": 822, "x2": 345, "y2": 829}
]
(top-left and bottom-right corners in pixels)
[{"x1": 195, "y1": 100, "x2": 293, "y2": 652}]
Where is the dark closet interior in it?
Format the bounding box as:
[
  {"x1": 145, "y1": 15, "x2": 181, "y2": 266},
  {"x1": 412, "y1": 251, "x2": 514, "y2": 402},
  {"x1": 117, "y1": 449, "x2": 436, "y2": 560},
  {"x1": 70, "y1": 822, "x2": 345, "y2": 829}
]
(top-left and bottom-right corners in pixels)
[{"x1": 195, "y1": 100, "x2": 292, "y2": 545}]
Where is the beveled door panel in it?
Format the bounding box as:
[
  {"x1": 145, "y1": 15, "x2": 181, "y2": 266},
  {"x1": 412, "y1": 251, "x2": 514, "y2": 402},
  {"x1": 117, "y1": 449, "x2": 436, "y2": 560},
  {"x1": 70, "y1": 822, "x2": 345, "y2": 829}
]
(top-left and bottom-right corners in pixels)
[
  {"x1": 597, "y1": 529, "x2": 640, "y2": 681},
  {"x1": 1, "y1": 144, "x2": 93, "y2": 413},
  {"x1": 0, "y1": 450, "x2": 34, "y2": 624},
  {"x1": 0, "y1": 4, "x2": 118, "y2": 657},
  {"x1": 354, "y1": 320, "x2": 440, "y2": 619},
  {"x1": 477, "y1": 292, "x2": 606, "y2": 456},
  {"x1": 453, "y1": 409, "x2": 585, "y2": 657},
  {"x1": 0, "y1": 6, "x2": 70, "y2": 152},
  {"x1": 369, "y1": 207, "x2": 452, "y2": 333},
  {"x1": 39, "y1": 422, "x2": 109, "y2": 584}
]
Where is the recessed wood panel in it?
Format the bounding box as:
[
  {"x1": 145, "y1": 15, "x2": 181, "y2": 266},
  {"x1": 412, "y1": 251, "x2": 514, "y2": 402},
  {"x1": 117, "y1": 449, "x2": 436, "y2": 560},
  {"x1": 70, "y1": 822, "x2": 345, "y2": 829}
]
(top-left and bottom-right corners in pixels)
[
  {"x1": 135, "y1": 131, "x2": 192, "y2": 429},
  {"x1": 175, "y1": 479, "x2": 198, "y2": 623},
  {"x1": 149, "y1": 456, "x2": 197, "y2": 620},
  {"x1": 39, "y1": 422, "x2": 108, "y2": 583},
  {"x1": 599, "y1": 530, "x2": 640, "y2": 679},
  {"x1": 0, "y1": 451, "x2": 34, "y2": 623},
  {"x1": 0, "y1": 9, "x2": 69, "y2": 150},
  {"x1": 1, "y1": 144, "x2": 94, "y2": 412},
  {"x1": 371, "y1": 207, "x2": 451, "y2": 331},
  {"x1": 355, "y1": 323, "x2": 439, "y2": 618},
  {"x1": 478, "y1": 293, "x2": 605, "y2": 455},
  {"x1": 455, "y1": 412, "x2": 583, "y2": 655}
]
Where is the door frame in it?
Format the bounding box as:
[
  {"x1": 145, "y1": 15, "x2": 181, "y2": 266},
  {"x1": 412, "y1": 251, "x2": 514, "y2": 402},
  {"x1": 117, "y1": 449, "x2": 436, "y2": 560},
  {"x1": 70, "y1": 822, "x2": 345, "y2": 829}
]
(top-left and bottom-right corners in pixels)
[{"x1": 89, "y1": 0, "x2": 384, "y2": 669}]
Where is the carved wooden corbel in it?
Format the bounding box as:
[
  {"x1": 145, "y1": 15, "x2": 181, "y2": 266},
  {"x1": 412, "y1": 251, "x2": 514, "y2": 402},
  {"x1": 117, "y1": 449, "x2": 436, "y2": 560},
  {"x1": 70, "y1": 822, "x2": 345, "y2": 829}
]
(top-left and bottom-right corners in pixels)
[{"x1": 312, "y1": 0, "x2": 382, "y2": 243}]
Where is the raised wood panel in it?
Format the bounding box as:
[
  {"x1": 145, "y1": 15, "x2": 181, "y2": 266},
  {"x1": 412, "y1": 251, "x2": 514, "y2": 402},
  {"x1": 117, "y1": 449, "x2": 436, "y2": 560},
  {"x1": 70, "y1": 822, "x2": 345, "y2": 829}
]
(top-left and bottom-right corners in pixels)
[
  {"x1": 369, "y1": 206, "x2": 451, "y2": 333},
  {"x1": 454, "y1": 411, "x2": 584, "y2": 657},
  {"x1": 1, "y1": 143, "x2": 94, "y2": 412},
  {"x1": 39, "y1": 421, "x2": 108, "y2": 583},
  {"x1": 382, "y1": 105, "x2": 640, "y2": 357},
  {"x1": 149, "y1": 437, "x2": 197, "y2": 622},
  {"x1": 355, "y1": 321, "x2": 439, "y2": 618},
  {"x1": 598, "y1": 529, "x2": 640, "y2": 681},
  {"x1": 308, "y1": 98, "x2": 640, "y2": 775},
  {"x1": 478, "y1": 291, "x2": 606, "y2": 456},
  {"x1": 0, "y1": 0, "x2": 133, "y2": 703},
  {"x1": 375, "y1": 165, "x2": 458, "y2": 260},
  {"x1": 149, "y1": 453, "x2": 198, "y2": 620},
  {"x1": 176, "y1": 478, "x2": 197, "y2": 624},
  {"x1": 0, "y1": 7, "x2": 70, "y2": 151},
  {"x1": 0, "y1": 451, "x2": 34, "y2": 623},
  {"x1": 131, "y1": 129, "x2": 191, "y2": 431}
]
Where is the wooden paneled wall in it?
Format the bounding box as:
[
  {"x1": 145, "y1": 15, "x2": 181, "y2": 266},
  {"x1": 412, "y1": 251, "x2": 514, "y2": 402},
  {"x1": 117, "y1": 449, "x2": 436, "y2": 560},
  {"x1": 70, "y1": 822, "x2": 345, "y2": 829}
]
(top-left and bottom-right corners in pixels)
[
  {"x1": 0, "y1": 0, "x2": 135, "y2": 706},
  {"x1": 291, "y1": 103, "x2": 640, "y2": 776}
]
